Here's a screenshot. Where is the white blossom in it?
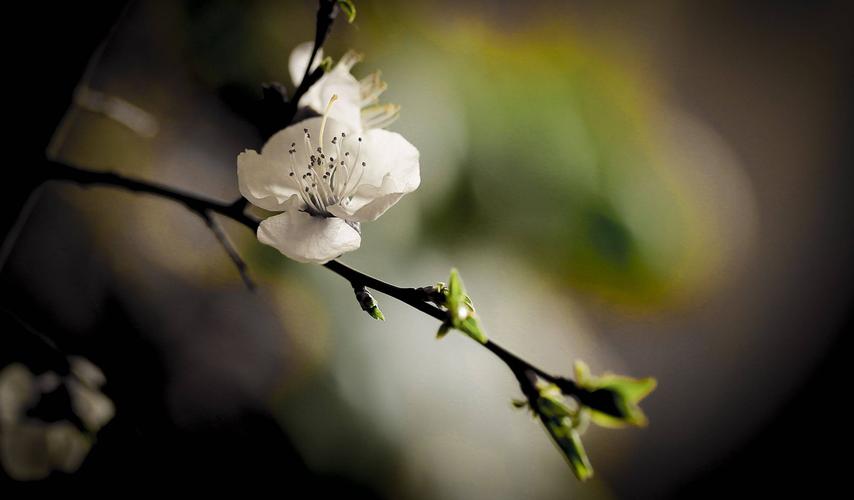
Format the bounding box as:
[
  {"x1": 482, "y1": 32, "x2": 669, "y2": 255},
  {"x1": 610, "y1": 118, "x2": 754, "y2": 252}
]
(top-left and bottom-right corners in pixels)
[
  {"x1": 0, "y1": 360, "x2": 114, "y2": 481},
  {"x1": 238, "y1": 103, "x2": 419, "y2": 264},
  {"x1": 289, "y1": 41, "x2": 400, "y2": 132}
]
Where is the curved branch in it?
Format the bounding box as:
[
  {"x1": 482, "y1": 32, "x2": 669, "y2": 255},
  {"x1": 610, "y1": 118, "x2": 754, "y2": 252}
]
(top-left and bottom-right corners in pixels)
[
  {"x1": 40, "y1": 159, "x2": 578, "y2": 398},
  {"x1": 43, "y1": 160, "x2": 259, "y2": 231}
]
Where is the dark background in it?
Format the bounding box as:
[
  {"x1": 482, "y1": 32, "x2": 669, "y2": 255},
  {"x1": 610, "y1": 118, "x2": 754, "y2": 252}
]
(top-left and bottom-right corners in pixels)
[{"x1": 3, "y1": 1, "x2": 852, "y2": 497}]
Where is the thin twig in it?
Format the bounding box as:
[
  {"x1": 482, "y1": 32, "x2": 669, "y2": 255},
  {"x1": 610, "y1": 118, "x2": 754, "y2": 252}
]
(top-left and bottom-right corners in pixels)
[
  {"x1": 43, "y1": 160, "x2": 259, "y2": 231},
  {"x1": 0, "y1": 185, "x2": 44, "y2": 274},
  {"x1": 203, "y1": 210, "x2": 256, "y2": 291},
  {"x1": 1, "y1": 306, "x2": 63, "y2": 354},
  {"x1": 283, "y1": 0, "x2": 339, "y2": 125}
]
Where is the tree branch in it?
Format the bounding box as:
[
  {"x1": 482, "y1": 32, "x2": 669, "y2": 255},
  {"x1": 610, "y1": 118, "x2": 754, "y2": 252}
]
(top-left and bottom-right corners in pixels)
[
  {"x1": 43, "y1": 160, "x2": 259, "y2": 231},
  {"x1": 40, "y1": 158, "x2": 579, "y2": 399}
]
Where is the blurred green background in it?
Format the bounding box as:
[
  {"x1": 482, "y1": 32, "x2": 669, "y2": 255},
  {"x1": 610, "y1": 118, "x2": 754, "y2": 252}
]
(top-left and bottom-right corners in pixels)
[{"x1": 4, "y1": 0, "x2": 853, "y2": 497}]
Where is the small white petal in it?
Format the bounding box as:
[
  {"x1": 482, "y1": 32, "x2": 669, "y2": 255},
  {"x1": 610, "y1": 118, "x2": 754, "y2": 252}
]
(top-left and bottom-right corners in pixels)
[
  {"x1": 299, "y1": 67, "x2": 363, "y2": 132},
  {"x1": 258, "y1": 209, "x2": 361, "y2": 264},
  {"x1": 237, "y1": 150, "x2": 302, "y2": 212},
  {"x1": 354, "y1": 128, "x2": 420, "y2": 191},
  {"x1": 68, "y1": 356, "x2": 106, "y2": 388},
  {"x1": 289, "y1": 41, "x2": 323, "y2": 87},
  {"x1": 68, "y1": 379, "x2": 115, "y2": 432}
]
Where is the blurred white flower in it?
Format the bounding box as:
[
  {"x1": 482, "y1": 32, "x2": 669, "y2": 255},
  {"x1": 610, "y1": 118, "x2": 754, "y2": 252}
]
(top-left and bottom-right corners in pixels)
[
  {"x1": 289, "y1": 41, "x2": 400, "y2": 132},
  {"x1": 0, "y1": 364, "x2": 36, "y2": 423},
  {"x1": 67, "y1": 357, "x2": 115, "y2": 433},
  {"x1": 0, "y1": 360, "x2": 114, "y2": 481},
  {"x1": 238, "y1": 105, "x2": 420, "y2": 264}
]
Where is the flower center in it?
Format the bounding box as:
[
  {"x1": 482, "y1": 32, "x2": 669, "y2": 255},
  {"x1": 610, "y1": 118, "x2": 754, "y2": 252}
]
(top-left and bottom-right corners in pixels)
[{"x1": 286, "y1": 95, "x2": 367, "y2": 217}]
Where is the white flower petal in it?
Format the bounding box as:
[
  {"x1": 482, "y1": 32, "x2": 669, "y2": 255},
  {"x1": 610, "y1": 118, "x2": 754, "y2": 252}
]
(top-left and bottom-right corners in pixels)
[
  {"x1": 327, "y1": 175, "x2": 406, "y2": 222},
  {"x1": 237, "y1": 150, "x2": 301, "y2": 212},
  {"x1": 299, "y1": 67, "x2": 363, "y2": 132},
  {"x1": 354, "y1": 128, "x2": 420, "y2": 191},
  {"x1": 68, "y1": 356, "x2": 106, "y2": 388},
  {"x1": 289, "y1": 41, "x2": 322, "y2": 87},
  {"x1": 68, "y1": 379, "x2": 115, "y2": 433},
  {"x1": 258, "y1": 209, "x2": 361, "y2": 264},
  {"x1": 327, "y1": 128, "x2": 420, "y2": 222}
]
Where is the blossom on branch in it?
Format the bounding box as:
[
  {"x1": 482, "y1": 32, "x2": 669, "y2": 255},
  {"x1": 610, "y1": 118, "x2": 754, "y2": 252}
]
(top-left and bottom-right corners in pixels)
[
  {"x1": 238, "y1": 102, "x2": 420, "y2": 263},
  {"x1": 0, "y1": 359, "x2": 114, "y2": 480},
  {"x1": 289, "y1": 41, "x2": 400, "y2": 132}
]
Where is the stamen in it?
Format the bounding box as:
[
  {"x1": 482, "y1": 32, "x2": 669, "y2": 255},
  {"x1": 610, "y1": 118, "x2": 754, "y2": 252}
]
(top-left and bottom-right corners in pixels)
[
  {"x1": 360, "y1": 73, "x2": 388, "y2": 106},
  {"x1": 362, "y1": 103, "x2": 400, "y2": 129},
  {"x1": 341, "y1": 139, "x2": 365, "y2": 198},
  {"x1": 289, "y1": 152, "x2": 314, "y2": 207},
  {"x1": 318, "y1": 94, "x2": 339, "y2": 151}
]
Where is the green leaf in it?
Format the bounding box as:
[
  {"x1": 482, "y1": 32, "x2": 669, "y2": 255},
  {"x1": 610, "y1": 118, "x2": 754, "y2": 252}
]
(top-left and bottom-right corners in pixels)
[
  {"x1": 535, "y1": 383, "x2": 574, "y2": 419},
  {"x1": 458, "y1": 316, "x2": 487, "y2": 344},
  {"x1": 447, "y1": 268, "x2": 464, "y2": 305},
  {"x1": 337, "y1": 0, "x2": 357, "y2": 23},
  {"x1": 574, "y1": 360, "x2": 657, "y2": 428},
  {"x1": 545, "y1": 418, "x2": 594, "y2": 481},
  {"x1": 533, "y1": 382, "x2": 594, "y2": 480},
  {"x1": 368, "y1": 305, "x2": 385, "y2": 321},
  {"x1": 444, "y1": 268, "x2": 488, "y2": 344}
]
